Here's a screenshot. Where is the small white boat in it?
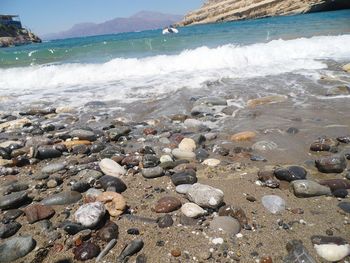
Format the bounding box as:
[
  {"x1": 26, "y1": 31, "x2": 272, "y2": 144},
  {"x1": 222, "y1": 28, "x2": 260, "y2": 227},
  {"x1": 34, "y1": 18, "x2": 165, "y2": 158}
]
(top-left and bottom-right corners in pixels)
[{"x1": 162, "y1": 27, "x2": 179, "y2": 35}]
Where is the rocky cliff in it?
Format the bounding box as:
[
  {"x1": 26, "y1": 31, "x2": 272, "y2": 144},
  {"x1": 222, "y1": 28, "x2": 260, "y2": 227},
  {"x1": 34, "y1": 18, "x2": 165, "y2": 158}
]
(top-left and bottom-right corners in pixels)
[
  {"x1": 178, "y1": 0, "x2": 350, "y2": 26},
  {"x1": 0, "y1": 25, "x2": 41, "y2": 48}
]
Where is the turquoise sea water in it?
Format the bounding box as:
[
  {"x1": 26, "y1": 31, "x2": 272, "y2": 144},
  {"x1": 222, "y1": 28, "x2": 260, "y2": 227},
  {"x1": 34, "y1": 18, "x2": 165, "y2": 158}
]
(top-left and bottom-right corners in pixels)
[{"x1": 0, "y1": 10, "x2": 349, "y2": 110}]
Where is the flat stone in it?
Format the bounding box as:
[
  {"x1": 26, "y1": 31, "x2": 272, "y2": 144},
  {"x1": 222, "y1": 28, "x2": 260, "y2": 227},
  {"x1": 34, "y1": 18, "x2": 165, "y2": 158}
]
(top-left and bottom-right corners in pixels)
[
  {"x1": 181, "y1": 203, "x2": 206, "y2": 218},
  {"x1": 315, "y1": 155, "x2": 347, "y2": 173},
  {"x1": 0, "y1": 235, "x2": 36, "y2": 262},
  {"x1": 36, "y1": 147, "x2": 62, "y2": 159},
  {"x1": 175, "y1": 184, "x2": 192, "y2": 194},
  {"x1": 0, "y1": 221, "x2": 21, "y2": 238},
  {"x1": 247, "y1": 95, "x2": 287, "y2": 107},
  {"x1": 99, "y1": 158, "x2": 126, "y2": 178},
  {"x1": 187, "y1": 183, "x2": 224, "y2": 208},
  {"x1": 41, "y1": 191, "x2": 82, "y2": 205},
  {"x1": 252, "y1": 140, "x2": 278, "y2": 151},
  {"x1": 338, "y1": 202, "x2": 350, "y2": 213},
  {"x1": 108, "y1": 127, "x2": 131, "y2": 141},
  {"x1": 333, "y1": 189, "x2": 348, "y2": 198},
  {"x1": 218, "y1": 205, "x2": 248, "y2": 226},
  {"x1": 41, "y1": 162, "x2": 66, "y2": 175},
  {"x1": 142, "y1": 154, "x2": 159, "y2": 168},
  {"x1": 171, "y1": 170, "x2": 197, "y2": 186},
  {"x1": 71, "y1": 181, "x2": 91, "y2": 193},
  {"x1": 0, "y1": 191, "x2": 28, "y2": 210},
  {"x1": 0, "y1": 118, "x2": 31, "y2": 131},
  {"x1": 24, "y1": 204, "x2": 55, "y2": 223},
  {"x1": 73, "y1": 242, "x2": 100, "y2": 261},
  {"x1": 96, "y1": 192, "x2": 126, "y2": 217},
  {"x1": 290, "y1": 180, "x2": 331, "y2": 198},
  {"x1": 70, "y1": 129, "x2": 96, "y2": 141},
  {"x1": 98, "y1": 175, "x2": 127, "y2": 193},
  {"x1": 74, "y1": 202, "x2": 106, "y2": 228},
  {"x1": 159, "y1": 155, "x2": 173, "y2": 163},
  {"x1": 284, "y1": 240, "x2": 316, "y2": 263},
  {"x1": 210, "y1": 216, "x2": 241, "y2": 235},
  {"x1": 158, "y1": 214, "x2": 174, "y2": 228},
  {"x1": 231, "y1": 131, "x2": 256, "y2": 141},
  {"x1": 172, "y1": 148, "x2": 196, "y2": 160},
  {"x1": 2, "y1": 209, "x2": 23, "y2": 223},
  {"x1": 97, "y1": 220, "x2": 119, "y2": 242},
  {"x1": 195, "y1": 148, "x2": 209, "y2": 162},
  {"x1": 141, "y1": 166, "x2": 164, "y2": 179},
  {"x1": 274, "y1": 166, "x2": 307, "y2": 182},
  {"x1": 154, "y1": 196, "x2": 182, "y2": 213},
  {"x1": 63, "y1": 140, "x2": 91, "y2": 148},
  {"x1": 261, "y1": 195, "x2": 285, "y2": 214},
  {"x1": 202, "y1": 158, "x2": 221, "y2": 167}
]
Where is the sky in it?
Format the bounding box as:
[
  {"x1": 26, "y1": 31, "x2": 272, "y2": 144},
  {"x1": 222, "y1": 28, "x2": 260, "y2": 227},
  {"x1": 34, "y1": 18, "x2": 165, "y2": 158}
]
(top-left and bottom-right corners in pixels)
[{"x1": 0, "y1": 0, "x2": 204, "y2": 35}]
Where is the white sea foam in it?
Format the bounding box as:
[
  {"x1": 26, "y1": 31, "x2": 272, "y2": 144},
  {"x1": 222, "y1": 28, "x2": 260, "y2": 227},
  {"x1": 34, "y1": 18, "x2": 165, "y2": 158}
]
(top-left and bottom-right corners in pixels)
[{"x1": 0, "y1": 35, "x2": 349, "y2": 104}]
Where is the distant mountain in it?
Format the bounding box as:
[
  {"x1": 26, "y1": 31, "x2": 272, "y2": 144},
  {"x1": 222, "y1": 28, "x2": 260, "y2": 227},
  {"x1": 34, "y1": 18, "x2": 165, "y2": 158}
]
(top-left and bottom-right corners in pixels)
[{"x1": 43, "y1": 11, "x2": 183, "y2": 40}]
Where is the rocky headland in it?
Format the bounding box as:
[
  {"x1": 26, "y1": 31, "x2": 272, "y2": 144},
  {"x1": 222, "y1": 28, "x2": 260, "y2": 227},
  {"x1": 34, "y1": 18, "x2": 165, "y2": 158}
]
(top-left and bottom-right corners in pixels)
[
  {"x1": 0, "y1": 24, "x2": 41, "y2": 48},
  {"x1": 178, "y1": 0, "x2": 350, "y2": 26}
]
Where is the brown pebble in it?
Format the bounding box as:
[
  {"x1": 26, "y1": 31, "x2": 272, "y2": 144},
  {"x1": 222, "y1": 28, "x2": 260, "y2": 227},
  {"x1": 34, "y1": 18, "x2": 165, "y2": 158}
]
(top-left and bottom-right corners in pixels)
[
  {"x1": 260, "y1": 256, "x2": 273, "y2": 263},
  {"x1": 154, "y1": 196, "x2": 181, "y2": 213},
  {"x1": 171, "y1": 248, "x2": 181, "y2": 257},
  {"x1": 144, "y1": 128, "x2": 157, "y2": 135}
]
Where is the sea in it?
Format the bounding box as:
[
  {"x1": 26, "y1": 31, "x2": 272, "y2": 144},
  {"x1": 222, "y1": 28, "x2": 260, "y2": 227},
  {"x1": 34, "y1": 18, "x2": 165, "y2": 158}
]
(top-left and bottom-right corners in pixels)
[{"x1": 0, "y1": 10, "x2": 350, "y2": 156}]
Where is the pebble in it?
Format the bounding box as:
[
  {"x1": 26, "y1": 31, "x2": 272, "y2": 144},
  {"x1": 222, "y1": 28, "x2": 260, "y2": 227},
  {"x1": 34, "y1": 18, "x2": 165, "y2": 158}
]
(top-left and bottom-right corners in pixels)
[
  {"x1": 0, "y1": 191, "x2": 28, "y2": 210},
  {"x1": 74, "y1": 241, "x2": 100, "y2": 261},
  {"x1": 96, "y1": 191, "x2": 126, "y2": 217},
  {"x1": 290, "y1": 180, "x2": 331, "y2": 198},
  {"x1": 23, "y1": 204, "x2": 55, "y2": 223},
  {"x1": 36, "y1": 147, "x2": 62, "y2": 159},
  {"x1": 315, "y1": 155, "x2": 347, "y2": 173},
  {"x1": 337, "y1": 135, "x2": 350, "y2": 143},
  {"x1": 284, "y1": 239, "x2": 316, "y2": 263},
  {"x1": 62, "y1": 221, "x2": 86, "y2": 235},
  {"x1": 218, "y1": 205, "x2": 248, "y2": 226},
  {"x1": 247, "y1": 95, "x2": 287, "y2": 107},
  {"x1": 160, "y1": 154, "x2": 173, "y2": 163},
  {"x1": 71, "y1": 181, "x2": 91, "y2": 193},
  {"x1": 231, "y1": 131, "x2": 256, "y2": 141},
  {"x1": 171, "y1": 170, "x2": 197, "y2": 186},
  {"x1": 311, "y1": 235, "x2": 350, "y2": 262},
  {"x1": 332, "y1": 189, "x2": 348, "y2": 198},
  {"x1": 195, "y1": 148, "x2": 209, "y2": 162},
  {"x1": 181, "y1": 202, "x2": 206, "y2": 218},
  {"x1": 154, "y1": 196, "x2": 182, "y2": 213},
  {"x1": 212, "y1": 237, "x2": 224, "y2": 245},
  {"x1": 0, "y1": 235, "x2": 36, "y2": 262},
  {"x1": 172, "y1": 148, "x2": 196, "y2": 160},
  {"x1": 260, "y1": 256, "x2": 273, "y2": 263},
  {"x1": 187, "y1": 183, "x2": 224, "y2": 208},
  {"x1": 70, "y1": 129, "x2": 96, "y2": 141},
  {"x1": 1, "y1": 209, "x2": 23, "y2": 223},
  {"x1": 0, "y1": 221, "x2": 21, "y2": 238},
  {"x1": 338, "y1": 202, "x2": 350, "y2": 213},
  {"x1": 108, "y1": 127, "x2": 131, "y2": 141},
  {"x1": 210, "y1": 216, "x2": 241, "y2": 235},
  {"x1": 99, "y1": 158, "x2": 126, "y2": 178},
  {"x1": 127, "y1": 228, "x2": 140, "y2": 235},
  {"x1": 319, "y1": 179, "x2": 350, "y2": 191},
  {"x1": 178, "y1": 138, "x2": 196, "y2": 152},
  {"x1": 98, "y1": 175, "x2": 127, "y2": 193},
  {"x1": 274, "y1": 166, "x2": 307, "y2": 182},
  {"x1": 261, "y1": 195, "x2": 286, "y2": 214},
  {"x1": 202, "y1": 158, "x2": 221, "y2": 167},
  {"x1": 41, "y1": 191, "x2": 82, "y2": 205},
  {"x1": 286, "y1": 127, "x2": 299, "y2": 134},
  {"x1": 171, "y1": 248, "x2": 182, "y2": 257},
  {"x1": 46, "y1": 179, "x2": 58, "y2": 188},
  {"x1": 117, "y1": 239, "x2": 144, "y2": 262},
  {"x1": 252, "y1": 140, "x2": 278, "y2": 151},
  {"x1": 158, "y1": 214, "x2": 174, "y2": 228},
  {"x1": 74, "y1": 202, "x2": 106, "y2": 227},
  {"x1": 97, "y1": 220, "x2": 119, "y2": 241},
  {"x1": 141, "y1": 166, "x2": 164, "y2": 178},
  {"x1": 41, "y1": 163, "x2": 66, "y2": 174},
  {"x1": 175, "y1": 184, "x2": 192, "y2": 194}
]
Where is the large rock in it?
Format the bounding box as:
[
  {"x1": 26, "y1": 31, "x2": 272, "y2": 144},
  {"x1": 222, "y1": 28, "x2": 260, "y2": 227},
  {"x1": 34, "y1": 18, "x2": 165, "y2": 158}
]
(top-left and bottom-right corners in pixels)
[
  {"x1": 290, "y1": 180, "x2": 331, "y2": 198},
  {"x1": 209, "y1": 216, "x2": 241, "y2": 235},
  {"x1": 187, "y1": 183, "x2": 224, "y2": 208},
  {"x1": 0, "y1": 235, "x2": 36, "y2": 262},
  {"x1": 178, "y1": 0, "x2": 350, "y2": 26},
  {"x1": 315, "y1": 155, "x2": 347, "y2": 173},
  {"x1": 74, "y1": 202, "x2": 106, "y2": 228}
]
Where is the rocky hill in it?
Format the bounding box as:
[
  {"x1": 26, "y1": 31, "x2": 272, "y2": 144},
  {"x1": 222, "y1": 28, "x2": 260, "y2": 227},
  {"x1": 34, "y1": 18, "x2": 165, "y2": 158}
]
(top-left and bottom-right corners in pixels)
[
  {"x1": 178, "y1": 0, "x2": 350, "y2": 26},
  {"x1": 44, "y1": 11, "x2": 182, "y2": 40},
  {"x1": 0, "y1": 24, "x2": 41, "y2": 47}
]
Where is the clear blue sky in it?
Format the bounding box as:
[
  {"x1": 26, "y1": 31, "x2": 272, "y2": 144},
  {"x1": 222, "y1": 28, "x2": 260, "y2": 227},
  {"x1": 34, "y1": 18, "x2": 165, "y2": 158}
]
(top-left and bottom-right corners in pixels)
[{"x1": 1, "y1": 0, "x2": 204, "y2": 35}]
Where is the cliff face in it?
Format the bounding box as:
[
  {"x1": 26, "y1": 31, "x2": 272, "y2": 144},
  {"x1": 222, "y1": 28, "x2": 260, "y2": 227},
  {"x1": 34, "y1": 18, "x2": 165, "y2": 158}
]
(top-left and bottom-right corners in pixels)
[
  {"x1": 178, "y1": 0, "x2": 350, "y2": 26},
  {"x1": 0, "y1": 25, "x2": 41, "y2": 48}
]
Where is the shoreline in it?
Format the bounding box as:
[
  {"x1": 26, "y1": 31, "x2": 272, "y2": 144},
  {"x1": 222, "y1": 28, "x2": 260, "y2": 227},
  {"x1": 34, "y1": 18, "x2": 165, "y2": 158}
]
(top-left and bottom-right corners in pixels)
[{"x1": 0, "y1": 64, "x2": 350, "y2": 262}]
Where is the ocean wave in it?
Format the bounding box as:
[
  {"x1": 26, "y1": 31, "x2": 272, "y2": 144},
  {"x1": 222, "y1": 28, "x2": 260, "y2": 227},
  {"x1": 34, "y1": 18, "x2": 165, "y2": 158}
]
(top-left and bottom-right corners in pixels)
[{"x1": 0, "y1": 35, "x2": 349, "y2": 95}]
